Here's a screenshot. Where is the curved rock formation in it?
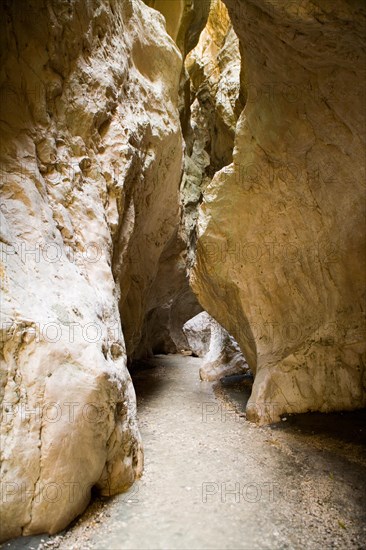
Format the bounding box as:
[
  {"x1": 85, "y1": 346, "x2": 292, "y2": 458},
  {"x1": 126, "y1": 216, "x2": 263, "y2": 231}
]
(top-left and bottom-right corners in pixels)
[
  {"x1": 132, "y1": 229, "x2": 202, "y2": 358},
  {"x1": 183, "y1": 312, "x2": 249, "y2": 380},
  {"x1": 182, "y1": 0, "x2": 241, "y2": 260},
  {"x1": 191, "y1": 0, "x2": 366, "y2": 423},
  {"x1": 183, "y1": 312, "x2": 213, "y2": 357},
  {"x1": 1, "y1": 0, "x2": 365, "y2": 542},
  {"x1": 0, "y1": 0, "x2": 183, "y2": 540},
  {"x1": 144, "y1": 0, "x2": 211, "y2": 56},
  {"x1": 186, "y1": 0, "x2": 242, "y2": 173},
  {"x1": 137, "y1": 0, "x2": 243, "y2": 359},
  {"x1": 128, "y1": 0, "x2": 217, "y2": 359}
]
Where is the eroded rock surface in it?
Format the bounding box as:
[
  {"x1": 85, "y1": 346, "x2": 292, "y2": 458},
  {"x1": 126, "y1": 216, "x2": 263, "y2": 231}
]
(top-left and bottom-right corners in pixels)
[
  {"x1": 144, "y1": 0, "x2": 211, "y2": 57},
  {"x1": 133, "y1": 1, "x2": 243, "y2": 358},
  {"x1": 1, "y1": 0, "x2": 365, "y2": 542},
  {"x1": 181, "y1": 0, "x2": 242, "y2": 266},
  {"x1": 183, "y1": 312, "x2": 213, "y2": 357},
  {"x1": 0, "y1": 0, "x2": 183, "y2": 540},
  {"x1": 129, "y1": 0, "x2": 218, "y2": 359},
  {"x1": 183, "y1": 312, "x2": 249, "y2": 381},
  {"x1": 186, "y1": 0, "x2": 242, "y2": 172},
  {"x1": 191, "y1": 0, "x2": 366, "y2": 422},
  {"x1": 132, "y1": 233, "x2": 203, "y2": 358}
]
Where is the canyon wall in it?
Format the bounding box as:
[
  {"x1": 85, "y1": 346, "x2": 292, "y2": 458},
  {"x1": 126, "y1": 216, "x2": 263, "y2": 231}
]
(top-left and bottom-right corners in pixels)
[
  {"x1": 191, "y1": 0, "x2": 366, "y2": 423},
  {"x1": 183, "y1": 311, "x2": 249, "y2": 381},
  {"x1": 183, "y1": 0, "x2": 242, "y2": 264},
  {"x1": 0, "y1": 0, "x2": 184, "y2": 539},
  {"x1": 1, "y1": 0, "x2": 366, "y2": 541},
  {"x1": 144, "y1": 0, "x2": 211, "y2": 57},
  {"x1": 132, "y1": 0, "x2": 217, "y2": 358},
  {"x1": 136, "y1": 0, "x2": 243, "y2": 358}
]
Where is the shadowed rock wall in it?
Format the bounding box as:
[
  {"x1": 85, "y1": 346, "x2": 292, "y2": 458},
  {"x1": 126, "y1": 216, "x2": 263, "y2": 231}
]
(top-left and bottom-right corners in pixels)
[{"x1": 0, "y1": 0, "x2": 183, "y2": 539}]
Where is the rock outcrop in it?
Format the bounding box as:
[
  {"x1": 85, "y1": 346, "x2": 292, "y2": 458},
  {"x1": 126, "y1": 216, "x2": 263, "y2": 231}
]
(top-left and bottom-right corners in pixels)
[
  {"x1": 183, "y1": 312, "x2": 249, "y2": 381},
  {"x1": 137, "y1": 0, "x2": 243, "y2": 359},
  {"x1": 132, "y1": 229, "x2": 202, "y2": 358},
  {"x1": 191, "y1": 0, "x2": 366, "y2": 422},
  {"x1": 183, "y1": 312, "x2": 213, "y2": 357},
  {"x1": 186, "y1": 0, "x2": 242, "y2": 173},
  {"x1": 0, "y1": 0, "x2": 183, "y2": 540}
]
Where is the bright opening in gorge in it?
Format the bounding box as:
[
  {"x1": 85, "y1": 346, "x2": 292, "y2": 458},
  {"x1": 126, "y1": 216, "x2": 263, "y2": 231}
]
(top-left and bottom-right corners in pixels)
[{"x1": 0, "y1": 1, "x2": 365, "y2": 549}]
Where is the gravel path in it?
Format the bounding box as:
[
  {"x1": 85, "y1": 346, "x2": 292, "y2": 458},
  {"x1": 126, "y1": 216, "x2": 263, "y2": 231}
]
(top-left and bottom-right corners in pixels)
[{"x1": 3, "y1": 355, "x2": 366, "y2": 550}]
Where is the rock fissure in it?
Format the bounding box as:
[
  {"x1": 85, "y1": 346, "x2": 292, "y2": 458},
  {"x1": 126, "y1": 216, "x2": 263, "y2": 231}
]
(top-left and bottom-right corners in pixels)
[{"x1": 22, "y1": 385, "x2": 44, "y2": 535}]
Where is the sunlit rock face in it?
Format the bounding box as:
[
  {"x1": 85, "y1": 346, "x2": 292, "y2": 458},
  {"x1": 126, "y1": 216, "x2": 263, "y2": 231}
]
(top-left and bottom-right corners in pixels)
[
  {"x1": 184, "y1": 312, "x2": 213, "y2": 357},
  {"x1": 191, "y1": 0, "x2": 366, "y2": 423},
  {"x1": 0, "y1": 0, "x2": 183, "y2": 540},
  {"x1": 144, "y1": 0, "x2": 211, "y2": 56},
  {"x1": 186, "y1": 0, "x2": 242, "y2": 172}
]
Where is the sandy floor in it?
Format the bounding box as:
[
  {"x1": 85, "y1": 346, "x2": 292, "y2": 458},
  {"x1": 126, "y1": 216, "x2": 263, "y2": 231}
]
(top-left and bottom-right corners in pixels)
[{"x1": 3, "y1": 355, "x2": 366, "y2": 550}]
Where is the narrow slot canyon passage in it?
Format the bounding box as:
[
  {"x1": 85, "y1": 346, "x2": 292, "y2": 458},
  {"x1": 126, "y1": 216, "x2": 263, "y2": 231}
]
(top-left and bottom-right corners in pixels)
[
  {"x1": 1, "y1": 0, "x2": 366, "y2": 548},
  {"x1": 4, "y1": 355, "x2": 366, "y2": 549}
]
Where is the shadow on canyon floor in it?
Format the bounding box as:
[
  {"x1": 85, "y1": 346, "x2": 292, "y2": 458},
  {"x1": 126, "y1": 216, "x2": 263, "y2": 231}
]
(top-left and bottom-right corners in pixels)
[{"x1": 215, "y1": 370, "x2": 366, "y2": 448}]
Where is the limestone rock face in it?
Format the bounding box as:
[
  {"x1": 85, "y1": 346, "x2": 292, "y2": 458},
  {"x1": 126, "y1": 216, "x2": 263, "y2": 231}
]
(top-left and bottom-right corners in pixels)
[
  {"x1": 133, "y1": 1, "x2": 242, "y2": 359},
  {"x1": 183, "y1": 312, "x2": 213, "y2": 357},
  {"x1": 132, "y1": 230, "x2": 202, "y2": 358},
  {"x1": 191, "y1": 0, "x2": 366, "y2": 422},
  {"x1": 183, "y1": 312, "x2": 249, "y2": 380},
  {"x1": 186, "y1": 0, "x2": 242, "y2": 172},
  {"x1": 199, "y1": 320, "x2": 249, "y2": 382},
  {"x1": 144, "y1": 0, "x2": 211, "y2": 56},
  {"x1": 128, "y1": 0, "x2": 215, "y2": 360},
  {"x1": 182, "y1": 0, "x2": 242, "y2": 267},
  {"x1": 0, "y1": 0, "x2": 183, "y2": 540}
]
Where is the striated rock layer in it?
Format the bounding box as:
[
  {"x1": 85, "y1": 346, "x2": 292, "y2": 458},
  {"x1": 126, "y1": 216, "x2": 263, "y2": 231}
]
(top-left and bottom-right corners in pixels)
[
  {"x1": 0, "y1": 0, "x2": 183, "y2": 540},
  {"x1": 191, "y1": 0, "x2": 366, "y2": 423}
]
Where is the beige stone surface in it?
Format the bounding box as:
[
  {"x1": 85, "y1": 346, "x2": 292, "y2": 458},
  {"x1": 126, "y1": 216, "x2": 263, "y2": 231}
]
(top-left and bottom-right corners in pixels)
[
  {"x1": 183, "y1": 312, "x2": 213, "y2": 357},
  {"x1": 191, "y1": 0, "x2": 366, "y2": 423},
  {"x1": 144, "y1": 0, "x2": 211, "y2": 56},
  {"x1": 133, "y1": 229, "x2": 202, "y2": 358},
  {"x1": 183, "y1": 312, "x2": 249, "y2": 380},
  {"x1": 181, "y1": 0, "x2": 242, "y2": 271},
  {"x1": 186, "y1": 0, "x2": 242, "y2": 171},
  {"x1": 1, "y1": 0, "x2": 366, "y2": 542},
  {"x1": 0, "y1": 0, "x2": 183, "y2": 540},
  {"x1": 199, "y1": 319, "x2": 249, "y2": 382},
  {"x1": 128, "y1": 0, "x2": 214, "y2": 359},
  {"x1": 134, "y1": 1, "x2": 241, "y2": 360}
]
